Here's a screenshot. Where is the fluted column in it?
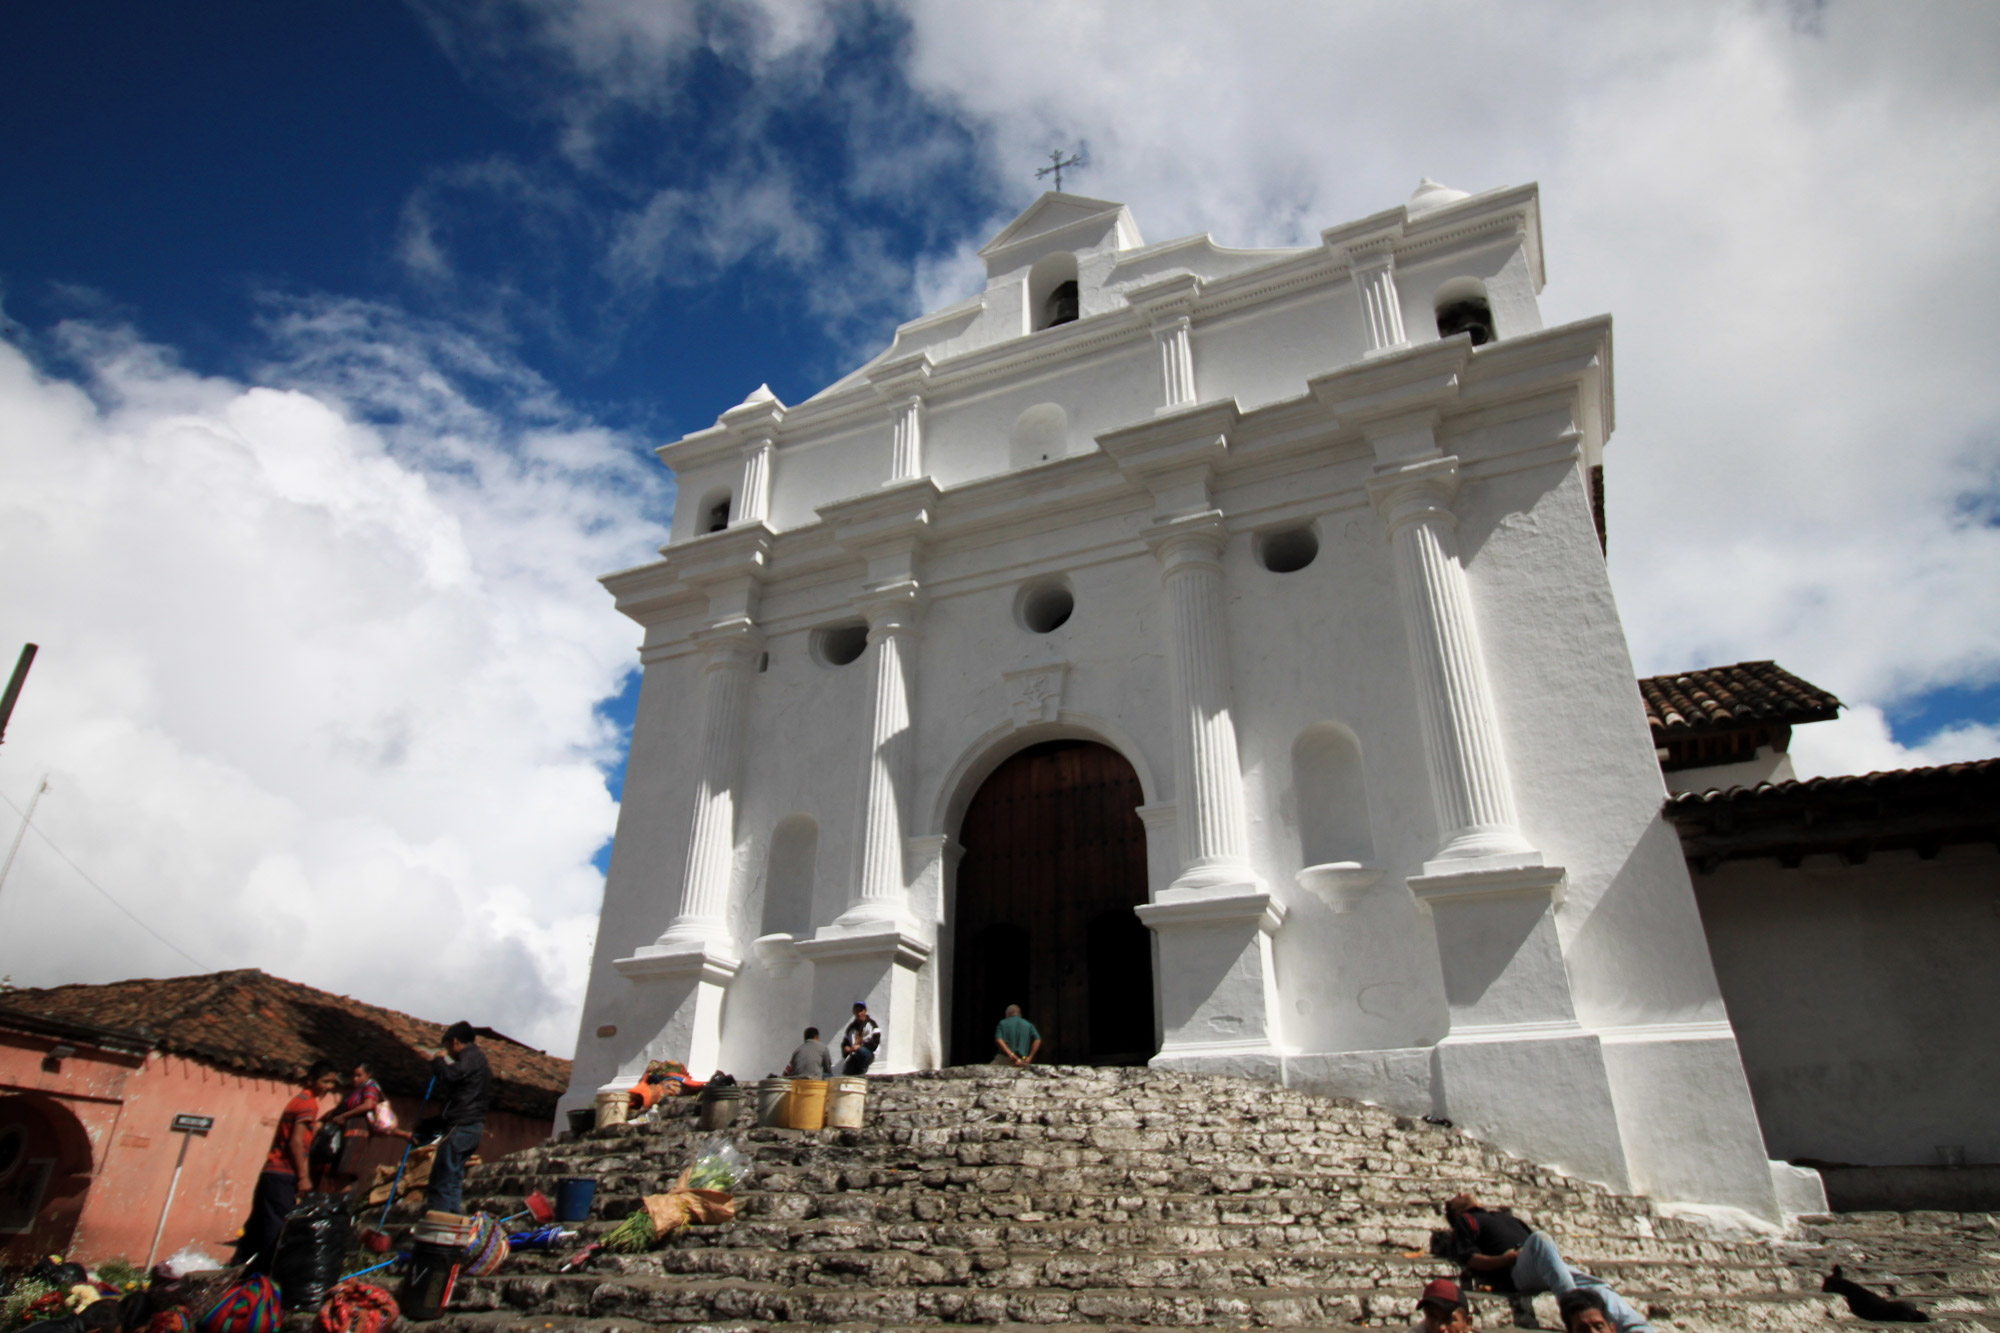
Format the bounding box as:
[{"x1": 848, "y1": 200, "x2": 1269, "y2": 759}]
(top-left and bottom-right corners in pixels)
[
  {"x1": 657, "y1": 619, "x2": 763, "y2": 946},
  {"x1": 1367, "y1": 457, "x2": 1534, "y2": 866},
  {"x1": 1154, "y1": 314, "x2": 1196, "y2": 409},
  {"x1": 888, "y1": 396, "x2": 924, "y2": 483},
  {"x1": 738, "y1": 437, "x2": 772, "y2": 525},
  {"x1": 1146, "y1": 512, "x2": 1253, "y2": 887},
  {"x1": 847, "y1": 579, "x2": 924, "y2": 922},
  {"x1": 1352, "y1": 245, "x2": 1408, "y2": 355}
]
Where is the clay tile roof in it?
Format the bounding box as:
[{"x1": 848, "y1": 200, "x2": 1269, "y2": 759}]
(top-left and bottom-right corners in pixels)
[
  {"x1": 0, "y1": 969, "x2": 569, "y2": 1119},
  {"x1": 1637, "y1": 660, "x2": 1841, "y2": 740},
  {"x1": 1664, "y1": 758, "x2": 2000, "y2": 868}
]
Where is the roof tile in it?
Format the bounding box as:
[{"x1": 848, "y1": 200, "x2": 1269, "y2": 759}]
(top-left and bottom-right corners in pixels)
[
  {"x1": 1637, "y1": 660, "x2": 1841, "y2": 740},
  {"x1": 0, "y1": 969, "x2": 569, "y2": 1119}
]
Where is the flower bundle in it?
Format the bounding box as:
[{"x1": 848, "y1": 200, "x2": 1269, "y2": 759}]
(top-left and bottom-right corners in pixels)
[{"x1": 598, "y1": 1136, "x2": 747, "y2": 1253}]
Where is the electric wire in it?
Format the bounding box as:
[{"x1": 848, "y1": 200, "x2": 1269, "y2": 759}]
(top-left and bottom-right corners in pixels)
[{"x1": 0, "y1": 787, "x2": 213, "y2": 971}]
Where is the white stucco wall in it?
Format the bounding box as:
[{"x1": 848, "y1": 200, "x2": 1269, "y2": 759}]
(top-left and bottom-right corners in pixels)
[
  {"x1": 1693, "y1": 844, "x2": 2000, "y2": 1166},
  {"x1": 562, "y1": 182, "x2": 1781, "y2": 1217}
]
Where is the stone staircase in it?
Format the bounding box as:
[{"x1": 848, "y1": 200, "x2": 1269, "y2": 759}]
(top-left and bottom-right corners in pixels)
[{"x1": 421, "y1": 1066, "x2": 2000, "y2": 1332}]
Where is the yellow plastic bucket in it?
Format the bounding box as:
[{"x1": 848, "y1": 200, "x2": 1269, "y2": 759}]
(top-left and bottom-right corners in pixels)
[
  {"x1": 786, "y1": 1078, "x2": 828, "y2": 1130},
  {"x1": 826, "y1": 1077, "x2": 868, "y2": 1128}
]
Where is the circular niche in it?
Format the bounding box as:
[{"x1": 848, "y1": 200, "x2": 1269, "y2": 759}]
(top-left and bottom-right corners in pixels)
[
  {"x1": 1255, "y1": 525, "x2": 1320, "y2": 574},
  {"x1": 1016, "y1": 582, "x2": 1075, "y2": 634},
  {"x1": 811, "y1": 621, "x2": 870, "y2": 667}
]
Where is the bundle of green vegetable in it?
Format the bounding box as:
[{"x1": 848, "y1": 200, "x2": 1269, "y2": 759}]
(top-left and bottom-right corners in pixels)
[{"x1": 599, "y1": 1136, "x2": 748, "y2": 1252}]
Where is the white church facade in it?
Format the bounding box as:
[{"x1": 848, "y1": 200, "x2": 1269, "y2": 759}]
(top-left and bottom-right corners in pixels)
[{"x1": 562, "y1": 182, "x2": 1795, "y2": 1220}]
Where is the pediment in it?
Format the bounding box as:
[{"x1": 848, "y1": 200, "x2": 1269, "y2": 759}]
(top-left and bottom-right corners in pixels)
[{"x1": 978, "y1": 191, "x2": 1132, "y2": 259}]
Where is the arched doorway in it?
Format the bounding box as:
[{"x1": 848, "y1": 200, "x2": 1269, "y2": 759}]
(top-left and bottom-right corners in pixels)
[
  {"x1": 0, "y1": 1094, "x2": 94, "y2": 1267},
  {"x1": 950, "y1": 739, "x2": 1156, "y2": 1066}
]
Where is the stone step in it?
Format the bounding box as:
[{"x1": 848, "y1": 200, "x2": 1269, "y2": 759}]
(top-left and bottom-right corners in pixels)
[
  {"x1": 486, "y1": 1239, "x2": 1814, "y2": 1297},
  {"x1": 438, "y1": 1272, "x2": 1923, "y2": 1330}
]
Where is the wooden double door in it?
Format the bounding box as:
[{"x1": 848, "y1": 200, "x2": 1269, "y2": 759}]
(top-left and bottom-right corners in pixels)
[{"x1": 950, "y1": 739, "x2": 1157, "y2": 1066}]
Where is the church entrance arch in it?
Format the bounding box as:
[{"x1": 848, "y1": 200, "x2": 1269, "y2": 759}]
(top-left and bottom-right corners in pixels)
[{"x1": 949, "y1": 738, "x2": 1156, "y2": 1067}]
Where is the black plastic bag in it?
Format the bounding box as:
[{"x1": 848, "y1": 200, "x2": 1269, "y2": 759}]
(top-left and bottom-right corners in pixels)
[{"x1": 270, "y1": 1191, "x2": 352, "y2": 1311}]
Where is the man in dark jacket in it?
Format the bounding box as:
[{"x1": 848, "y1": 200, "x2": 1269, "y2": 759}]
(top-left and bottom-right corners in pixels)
[
  {"x1": 1443, "y1": 1192, "x2": 1652, "y2": 1332},
  {"x1": 423, "y1": 1021, "x2": 493, "y2": 1215}
]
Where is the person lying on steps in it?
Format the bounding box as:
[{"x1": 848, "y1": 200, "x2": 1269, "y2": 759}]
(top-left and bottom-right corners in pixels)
[
  {"x1": 1442, "y1": 1191, "x2": 1653, "y2": 1333},
  {"x1": 1559, "y1": 1289, "x2": 1618, "y2": 1333}
]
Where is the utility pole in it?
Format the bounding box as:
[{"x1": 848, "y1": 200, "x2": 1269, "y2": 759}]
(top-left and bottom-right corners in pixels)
[{"x1": 0, "y1": 643, "x2": 35, "y2": 746}]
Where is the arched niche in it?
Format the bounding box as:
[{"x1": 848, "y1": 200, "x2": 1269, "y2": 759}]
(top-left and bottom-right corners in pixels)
[
  {"x1": 1009, "y1": 403, "x2": 1070, "y2": 470},
  {"x1": 698, "y1": 487, "x2": 733, "y2": 535},
  {"x1": 1291, "y1": 723, "x2": 1382, "y2": 912},
  {"x1": 760, "y1": 814, "x2": 818, "y2": 939},
  {"x1": 1433, "y1": 275, "x2": 1496, "y2": 347},
  {"x1": 1028, "y1": 251, "x2": 1080, "y2": 331}
]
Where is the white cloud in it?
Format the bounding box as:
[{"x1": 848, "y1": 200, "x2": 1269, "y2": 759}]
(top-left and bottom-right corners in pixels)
[
  {"x1": 0, "y1": 307, "x2": 668, "y2": 1054},
  {"x1": 1791, "y1": 705, "x2": 2000, "y2": 781}
]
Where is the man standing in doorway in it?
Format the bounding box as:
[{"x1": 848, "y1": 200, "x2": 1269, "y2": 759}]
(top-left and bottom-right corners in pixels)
[
  {"x1": 839, "y1": 1003, "x2": 880, "y2": 1076},
  {"x1": 994, "y1": 1004, "x2": 1042, "y2": 1066},
  {"x1": 423, "y1": 1021, "x2": 493, "y2": 1215},
  {"x1": 232, "y1": 1059, "x2": 339, "y2": 1273}
]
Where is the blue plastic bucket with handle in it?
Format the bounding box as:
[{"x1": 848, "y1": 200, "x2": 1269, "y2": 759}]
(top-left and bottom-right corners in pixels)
[{"x1": 554, "y1": 1176, "x2": 597, "y2": 1223}]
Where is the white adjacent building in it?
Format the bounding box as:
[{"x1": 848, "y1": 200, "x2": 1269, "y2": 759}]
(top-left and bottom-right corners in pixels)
[{"x1": 562, "y1": 182, "x2": 1796, "y2": 1219}]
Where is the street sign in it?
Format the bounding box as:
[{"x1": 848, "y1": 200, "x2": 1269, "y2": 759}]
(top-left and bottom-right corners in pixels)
[{"x1": 170, "y1": 1114, "x2": 214, "y2": 1135}]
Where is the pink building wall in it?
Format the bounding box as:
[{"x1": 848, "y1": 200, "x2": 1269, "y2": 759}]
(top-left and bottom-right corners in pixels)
[{"x1": 1, "y1": 1028, "x2": 550, "y2": 1267}]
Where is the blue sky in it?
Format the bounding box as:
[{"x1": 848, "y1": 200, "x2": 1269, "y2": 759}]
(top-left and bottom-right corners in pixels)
[{"x1": 2, "y1": 1, "x2": 1996, "y2": 1052}]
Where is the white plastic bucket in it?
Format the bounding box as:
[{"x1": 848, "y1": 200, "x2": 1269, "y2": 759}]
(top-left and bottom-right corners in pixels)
[{"x1": 826, "y1": 1077, "x2": 868, "y2": 1128}]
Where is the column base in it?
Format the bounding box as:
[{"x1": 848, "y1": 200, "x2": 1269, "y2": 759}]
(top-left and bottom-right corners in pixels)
[
  {"x1": 795, "y1": 924, "x2": 933, "y2": 1073},
  {"x1": 1434, "y1": 1022, "x2": 1632, "y2": 1194},
  {"x1": 609, "y1": 943, "x2": 742, "y2": 1084},
  {"x1": 1137, "y1": 885, "x2": 1286, "y2": 1058}
]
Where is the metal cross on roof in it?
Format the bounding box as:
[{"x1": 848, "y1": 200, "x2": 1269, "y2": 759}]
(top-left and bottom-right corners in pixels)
[{"x1": 1035, "y1": 148, "x2": 1085, "y2": 192}]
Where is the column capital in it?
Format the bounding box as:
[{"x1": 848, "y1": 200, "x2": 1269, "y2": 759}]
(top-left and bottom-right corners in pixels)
[
  {"x1": 691, "y1": 616, "x2": 764, "y2": 668},
  {"x1": 1142, "y1": 509, "x2": 1229, "y2": 573},
  {"x1": 1100, "y1": 399, "x2": 1240, "y2": 515},
  {"x1": 1365, "y1": 455, "x2": 1462, "y2": 535},
  {"x1": 865, "y1": 350, "x2": 936, "y2": 402},
  {"x1": 854, "y1": 578, "x2": 924, "y2": 639},
  {"x1": 1126, "y1": 271, "x2": 1202, "y2": 322}
]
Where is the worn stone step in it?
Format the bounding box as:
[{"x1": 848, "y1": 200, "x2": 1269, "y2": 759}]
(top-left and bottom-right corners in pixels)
[
  {"x1": 487, "y1": 1240, "x2": 1813, "y2": 1298},
  {"x1": 439, "y1": 1271, "x2": 1910, "y2": 1330}
]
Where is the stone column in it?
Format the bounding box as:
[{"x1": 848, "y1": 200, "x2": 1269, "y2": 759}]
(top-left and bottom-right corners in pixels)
[
  {"x1": 867, "y1": 353, "x2": 935, "y2": 486},
  {"x1": 889, "y1": 396, "x2": 924, "y2": 483},
  {"x1": 1154, "y1": 315, "x2": 1195, "y2": 410},
  {"x1": 1132, "y1": 509, "x2": 1286, "y2": 1067},
  {"x1": 657, "y1": 618, "x2": 764, "y2": 947},
  {"x1": 1145, "y1": 512, "x2": 1253, "y2": 887},
  {"x1": 1351, "y1": 243, "x2": 1408, "y2": 356},
  {"x1": 1366, "y1": 457, "x2": 1535, "y2": 871},
  {"x1": 847, "y1": 579, "x2": 924, "y2": 923},
  {"x1": 1128, "y1": 273, "x2": 1202, "y2": 414},
  {"x1": 738, "y1": 437, "x2": 773, "y2": 525}
]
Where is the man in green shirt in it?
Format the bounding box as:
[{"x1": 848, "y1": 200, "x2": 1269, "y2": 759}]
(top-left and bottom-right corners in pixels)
[{"x1": 994, "y1": 1004, "x2": 1043, "y2": 1066}]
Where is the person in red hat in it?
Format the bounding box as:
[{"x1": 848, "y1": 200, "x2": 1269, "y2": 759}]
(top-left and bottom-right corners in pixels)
[{"x1": 1411, "y1": 1277, "x2": 1474, "y2": 1333}]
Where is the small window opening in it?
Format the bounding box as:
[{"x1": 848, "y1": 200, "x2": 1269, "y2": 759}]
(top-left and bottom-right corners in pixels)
[
  {"x1": 703, "y1": 495, "x2": 732, "y2": 533},
  {"x1": 811, "y1": 621, "x2": 869, "y2": 667},
  {"x1": 756, "y1": 651, "x2": 770, "y2": 673},
  {"x1": 1017, "y1": 582, "x2": 1075, "y2": 634},
  {"x1": 1435, "y1": 296, "x2": 1495, "y2": 347},
  {"x1": 1044, "y1": 280, "x2": 1079, "y2": 328},
  {"x1": 1256, "y1": 526, "x2": 1320, "y2": 574}
]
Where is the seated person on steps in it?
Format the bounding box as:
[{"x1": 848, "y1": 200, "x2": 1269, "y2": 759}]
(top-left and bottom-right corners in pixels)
[
  {"x1": 1410, "y1": 1277, "x2": 1475, "y2": 1332},
  {"x1": 993, "y1": 1004, "x2": 1042, "y2": 1067},
  {"x1": 1442, "y1": 1191, "x2": 1653, "y2": 1333},
  {"x1": 840, "y1": 1002, "x2": 881, "y2": 1076},
  {"x1": 785, "y1": 1026, "x2": 833, "y2": 1079}
]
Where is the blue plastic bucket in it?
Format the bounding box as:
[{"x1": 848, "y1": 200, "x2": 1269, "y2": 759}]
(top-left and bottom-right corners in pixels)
[{"x1": 554, "y1": 1176, "x2": 597, "y2": 1223}]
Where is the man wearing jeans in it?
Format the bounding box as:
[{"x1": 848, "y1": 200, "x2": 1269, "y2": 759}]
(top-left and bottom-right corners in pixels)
[
  {"x1": 423, "y1": 1021, "x2": 493, "y2": 1215},
  {"x1": 1444, "y1": 1192, "x2": 1653, "y2": 1333}
]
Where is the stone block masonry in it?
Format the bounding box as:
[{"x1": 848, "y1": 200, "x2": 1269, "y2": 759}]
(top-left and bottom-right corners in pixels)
[{"x1": 425, "y1": 1068, "x2": 2000, "y2": 1331}]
